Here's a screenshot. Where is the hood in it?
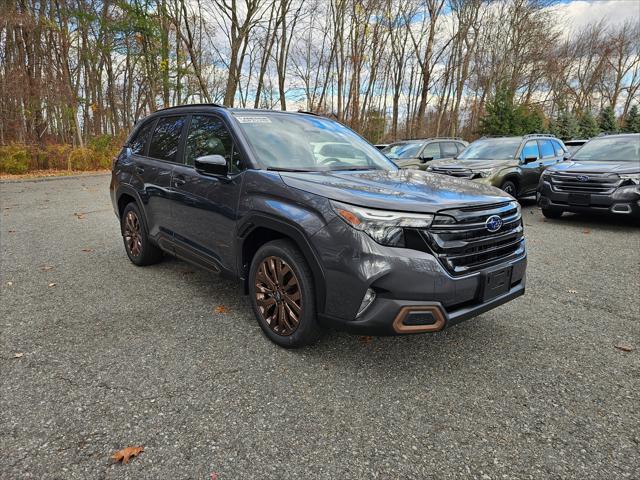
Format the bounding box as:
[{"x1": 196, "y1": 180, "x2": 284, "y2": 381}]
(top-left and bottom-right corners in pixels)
[
  {"x1": 278, "y1": 169, "x2": 512, "y2": 213},
  {"x1": 428, "y1": 158, "x2": 517, "y2": 170},
  {"x1": 548, "y1": 160, "x2": 640, "y2": 174}
]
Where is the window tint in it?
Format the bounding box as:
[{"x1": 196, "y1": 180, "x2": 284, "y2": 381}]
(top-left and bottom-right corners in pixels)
[
  {"x1": 422, "y1": 142, "x2": 440, "y2": 159},
  {"x1": 185, "y1": 115, "x2": 243, "y2": 172},
  {"x1": 440, "y1": 142, "x2": 459, "y2": 157},
  {"x1": 538, "y1": 140, "x2": 555, "y2": 158},
  {"x1": 552, "y1": 140, "x2": 565, "y2": 156},
  {"x1": 130, "y1": 120, "x2": 155, "y2": 155},
  {"x1": 148, "y1": 116, "x2": 186, "y2": 162},
  {"x1": 521, "y1": 141, "x2": 539, "y2": 160}
]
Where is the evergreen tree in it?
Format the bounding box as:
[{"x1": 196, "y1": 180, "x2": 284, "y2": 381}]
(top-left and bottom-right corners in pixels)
[
  {"x1": 516, "y1": 106, "x2": 545, "y2": 135},
  {"x1": 554, "y1": 110, "x2": 580, "y2": 140},
  {"x1": 479, "y1": 83, "x2": 545, "y2": 136},
  {"x1": 622, "y1": 105, "x2": 640, "y2": 133},
  {"x1": 578, "y1": 111, "x2": 600, "y2": 138},
  {"x1": 479, "y1": 84, "x2": 516, "y2": 136},
  {"x1": 598, "y1": 105, "x2": 618, "y2": 133}
]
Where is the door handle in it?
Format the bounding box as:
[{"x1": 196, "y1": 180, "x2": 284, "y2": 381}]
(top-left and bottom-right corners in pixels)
[
  {"x1": 173, "y1": 175, "x2": 186, "y2": 187},
  {"x1": 135, "y1": 166, "x2": 145, "y2": 174}
]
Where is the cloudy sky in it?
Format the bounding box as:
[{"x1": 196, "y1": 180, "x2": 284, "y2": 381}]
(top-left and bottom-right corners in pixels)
[{"x1": 553, "y1": 0, "x2": 640, "y2": 31}]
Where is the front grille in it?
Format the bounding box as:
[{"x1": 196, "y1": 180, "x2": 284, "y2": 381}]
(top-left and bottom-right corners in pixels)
[
  {"x1": 550, "y1": 172, "x2": 621, "y2": 194},
  {"x1": 430, "y1": 167, "x2": 474, "y2": 179},
  {"x1": 420, "y1": 201, "x2": 525, "y2": 275}
]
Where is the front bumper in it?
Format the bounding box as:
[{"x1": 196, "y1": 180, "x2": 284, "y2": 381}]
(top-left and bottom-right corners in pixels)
[
  {"x1": 312, "y1": 218, "x2": 527, "y2": 336},
  {"x1": 538, "y1": 180, "x2": 640, "y2": 217}
]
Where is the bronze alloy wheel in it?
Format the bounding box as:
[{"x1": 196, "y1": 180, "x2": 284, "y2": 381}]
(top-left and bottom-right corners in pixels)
[
  {"x1": 254, "y1": 256, "x2": 302, "y2": 336},
  {"x1": 123, "y1": 210, "x2": 143, "y2": 257}
]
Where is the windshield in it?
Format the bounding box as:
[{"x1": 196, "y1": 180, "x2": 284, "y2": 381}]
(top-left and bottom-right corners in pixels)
[
  {"x1": 572, "y1": 136, "x2": 640, "y2": 163},
  {"x1": 233, "y1": 113, "x2": 397, "y2": 172},
  {"x1": 457, "y1": 139, "x2": 521, "y2": 161},
  {"x1": 381, "y1": 142, "x2": 423, "y2": 160}
]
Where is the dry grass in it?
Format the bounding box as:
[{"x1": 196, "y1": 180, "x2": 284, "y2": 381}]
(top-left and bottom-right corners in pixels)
[{"x1": 0, "y1": 168, "x2": 110, "y2": 180}]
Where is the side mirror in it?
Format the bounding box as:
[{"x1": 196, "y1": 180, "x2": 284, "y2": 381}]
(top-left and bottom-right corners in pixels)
[
  {"x1": 420, "y1": 156, "x2": 434, "y2": 163},
  {"x1": 195, "y1": 154, "x2": 227, "y2": 176},
  {"x1": 523, "y1": 156, "x2": 538, "y2": 164},
  {"x1": 563, "y1": 152, "x2": 571, "y2": 160}
]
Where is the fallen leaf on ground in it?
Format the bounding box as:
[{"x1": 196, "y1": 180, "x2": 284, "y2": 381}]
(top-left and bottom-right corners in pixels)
[
  {"x1": 81, "y1": 248, "x2": 95, "y2": 253},
  {"x1": 111, "y1": 446, "x2": 144, "y2": 464},
  {"x1": 6, "y1": 281, "x2": 13, "y2": 286},
  {"x1": 41, "y1": 265, "x2": 54, "y2": 271},
  {"x1": 359, "y1": 336, "x2": 373, "y2": 344},
  {"x1": 74, "y1": 212, "x2": 86, "y2": 220},
  {"x1": 583, "y1": 228, "x2": 591, "y2": 234},
  {"x1": 615, "y1": 344, "x2": 634, "y2": 352},
  {"x1": 14, "y1": 352, "x2": 24, "y2": 358},
  {"x1": 210, "y1": 473, "x2": 218, "y2": 480},
  {"x1": 48, "y1": 283, "x2": 57, "y2": 287},
  {"x1": 8, "y1": 230, "x2": 16, "y2": 233},
  {"x1": 215, "y1": 305, "x2": 228, "y2": 314},
  {"x1": 567, "y1": 289, "x2": 578, "y2": 294},
  {"x1": 180, "y1": 269, "x2": 195, "y2": 275}
]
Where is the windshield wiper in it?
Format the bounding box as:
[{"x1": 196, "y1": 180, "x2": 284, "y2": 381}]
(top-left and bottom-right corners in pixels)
[
  {"x1": 329, "y1": 166, "x2": 376, "y2": 171},
  {"x1": 266, "y1": 167, "x2": 317, "y2": 172}
]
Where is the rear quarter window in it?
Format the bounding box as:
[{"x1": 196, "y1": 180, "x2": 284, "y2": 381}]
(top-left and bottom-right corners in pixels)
[{"x1": 130, "y1": 120, "x2": 156, "y2": 155}]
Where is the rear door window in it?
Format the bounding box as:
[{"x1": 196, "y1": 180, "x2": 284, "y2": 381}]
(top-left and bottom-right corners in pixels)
[
  {"x1": 538, "y1": 140, "x2": 555, "y2": 158},
  {"x1": 440, "y1": 142, "x2": 459, "y2": 157},
  {"x1": 552, "y1": 140, "x2": 566, "y2": 156},
  {"x1": 130, "y1": 120, "x2": 155, "y2": 155},
  {"x1": 521, "y1": 141, "x2": 540, "y2": 160},
  {"x1": 148, "y1": 116, "x2": 186, "y2": 162},
  {"x1": 422, "y1": 142, "x2": 441, "y2": 159}
]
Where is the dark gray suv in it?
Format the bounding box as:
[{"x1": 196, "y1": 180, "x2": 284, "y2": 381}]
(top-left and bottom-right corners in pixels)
[
  {"x1": 110, "y1": 105, "x2": 527, "y2": 347},
  {"x1": 538, "y1": 133, "x2": 640, "y2": 218}
]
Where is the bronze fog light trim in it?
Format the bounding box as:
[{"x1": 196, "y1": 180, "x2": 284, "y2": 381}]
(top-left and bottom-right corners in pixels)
[{"x1": 392, "y1": 305, "x2": 446, "y2": 333}]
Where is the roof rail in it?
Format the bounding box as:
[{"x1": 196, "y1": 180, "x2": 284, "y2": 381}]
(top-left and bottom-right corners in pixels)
[
  {"x1": 297, "y1": 109, "x2": 320, "y2": 116},
  {"x1": 155, "y1": 103, "x2": 227, "y2": 113},
  {"x1": 479, "y1": 135, "x2": 511, "y2": 139},
  {"x1": 597, "y1": 131, "x2": 620, "y2": 136},
  {"x1": 523, "y1": 133, "x2": 554, "y2": 139},
  {"x1": 427, "y1": 136, "x2": 466, "y2": 141}
]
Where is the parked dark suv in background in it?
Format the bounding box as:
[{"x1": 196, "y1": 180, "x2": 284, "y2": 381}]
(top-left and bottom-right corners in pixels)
[
  {"x1": 111, "y1": 105, "x2": 527, "y2": 347},
  {"x1": 381, "y1": 138, "x2": 467, "y2": 170},
  {"x1": 427, "y1": 134, "x2": 568, "y2": 198},
  {"x1": 538, "y1": 133, "x2": 640, "y2": 219}
]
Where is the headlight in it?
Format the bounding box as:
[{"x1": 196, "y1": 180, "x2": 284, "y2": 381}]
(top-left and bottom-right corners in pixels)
[
  {"x1": 330, "y1": 200, "x2": 434, "y2": 247},
  {"x1": 426, "y1": 166, "x2": 434, "y2": 172},
  {"x1": 619, "y1": 173, "x2": 640, "y2": 185},
  {"x1": 472, "y1": 168, "x2": 497, "y2": 178}
]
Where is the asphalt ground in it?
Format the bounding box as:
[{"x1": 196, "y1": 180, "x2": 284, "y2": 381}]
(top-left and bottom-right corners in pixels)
[{"x1": 1, "y1": 174, "x2": 638, "y2": 479}]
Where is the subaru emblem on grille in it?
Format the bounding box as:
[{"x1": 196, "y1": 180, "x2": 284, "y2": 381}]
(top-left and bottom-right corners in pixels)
[
  {"x1": 485, "y1": 215, "x2": 503, "y2": 233},
  {"x1": 576, "y1": 175, "x2": 589, "y2": 182}
]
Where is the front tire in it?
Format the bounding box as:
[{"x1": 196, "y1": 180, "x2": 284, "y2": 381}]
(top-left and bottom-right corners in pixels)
[
  {"x1": 121, "y1": 202, "x2": 163, "y2": 266},
  {"x1": 500, "y1": 180, "x2": 518, "y2": 198},
  {"x1": 249, "y1": 239, "x2": 321, "y2": 348},
  {"x1": 541, "y1": 206, "x2": 564, "y2": 219}
]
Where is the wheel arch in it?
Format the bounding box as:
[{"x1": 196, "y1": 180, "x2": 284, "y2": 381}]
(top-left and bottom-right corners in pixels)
[{"x1": 237, "y1": 214, "x2": 327, "y2": 313}]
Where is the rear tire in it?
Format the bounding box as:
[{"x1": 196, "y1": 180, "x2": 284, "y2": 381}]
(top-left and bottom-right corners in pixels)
[
  {"x1": 500, "y1": 180, "x2": 518, "y2": 198},
  {"x1": 249, "y1": 239, "x2": 321, "y2": 348},
  {"x1": 541, "y1": 206, "x2": 564, "y2": 219},
  {"x1": 121, "y1": 202, "x2": 163, "y2": 266}
]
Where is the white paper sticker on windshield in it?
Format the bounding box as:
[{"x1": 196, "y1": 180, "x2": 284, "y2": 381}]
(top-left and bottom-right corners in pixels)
[{"x1": 235, "y1": 116, "x2": 272, "y2": 124}]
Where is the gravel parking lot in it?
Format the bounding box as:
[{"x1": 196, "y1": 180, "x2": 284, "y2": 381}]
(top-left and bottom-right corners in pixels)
[{"x1": 1, "y1": 174, "x2": 639, "y2": 479}]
